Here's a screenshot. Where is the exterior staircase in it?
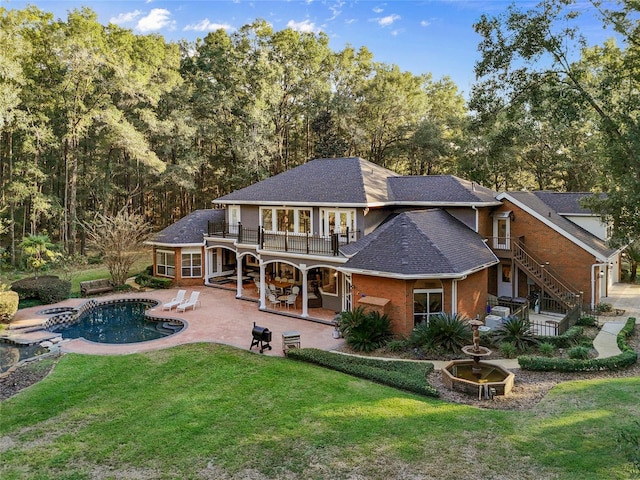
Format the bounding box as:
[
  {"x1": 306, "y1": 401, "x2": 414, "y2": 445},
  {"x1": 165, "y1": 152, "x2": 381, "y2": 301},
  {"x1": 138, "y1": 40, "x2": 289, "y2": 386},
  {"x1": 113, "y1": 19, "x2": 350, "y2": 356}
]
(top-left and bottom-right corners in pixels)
[{"x1": 512, "y1": 241, "x2": 582, "y2": 311}]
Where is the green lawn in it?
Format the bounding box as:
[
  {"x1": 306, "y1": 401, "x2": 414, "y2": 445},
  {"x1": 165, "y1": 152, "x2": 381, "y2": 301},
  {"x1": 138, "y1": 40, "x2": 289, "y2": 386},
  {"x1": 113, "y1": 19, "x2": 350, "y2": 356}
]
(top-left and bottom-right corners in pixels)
[{"x1": 1, "y1": 344, "x2": 638, "y2": 480}]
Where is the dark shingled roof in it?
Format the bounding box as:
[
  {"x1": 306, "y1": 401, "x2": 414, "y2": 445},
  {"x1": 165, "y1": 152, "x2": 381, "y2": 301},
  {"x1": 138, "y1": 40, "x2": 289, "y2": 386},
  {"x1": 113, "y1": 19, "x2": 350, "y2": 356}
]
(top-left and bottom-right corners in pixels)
[
  {"x1": 533, "y1": 191, "x2": 602, "y2": 215},
  {"x1": 340, "y1": 209, "x2": 498, "y2": 276},
  {"x1": 387, "y1": 176, "x2": 499, "y2": 204},
  {"x1": 507, "y1": 192, "x2": 616, "y2": 258},
  {"x1": 148, "y1": 209, "x2": 224, "y2": 245},
  {"x1": 215, "y1": 157, "x2": 398, "y2": 205}
]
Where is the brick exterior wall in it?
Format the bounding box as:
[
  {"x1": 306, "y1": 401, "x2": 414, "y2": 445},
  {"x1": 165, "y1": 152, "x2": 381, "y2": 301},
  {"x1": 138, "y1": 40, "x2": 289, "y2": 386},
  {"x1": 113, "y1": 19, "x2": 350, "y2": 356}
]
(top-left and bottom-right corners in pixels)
[
  {"x1": 498, "y1": 200, "x2": 602, "y2": 307},
  {"x1": 153, "y1": 246, "x2": 205, "y2": 287},
  {"x1": 353, "y1": 269, "x2": 490, "y2": 336}
]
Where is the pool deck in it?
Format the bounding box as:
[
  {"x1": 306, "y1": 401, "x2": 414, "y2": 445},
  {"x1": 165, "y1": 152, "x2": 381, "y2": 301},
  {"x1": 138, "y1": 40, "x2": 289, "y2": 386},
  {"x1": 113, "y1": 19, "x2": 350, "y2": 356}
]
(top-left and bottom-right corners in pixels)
[
  {"x1": 4, "y1": 283, "x2": 638, "y2": 364},
  {"x1": 6, "y1": 287, "x2": 344, "y2": 357}
]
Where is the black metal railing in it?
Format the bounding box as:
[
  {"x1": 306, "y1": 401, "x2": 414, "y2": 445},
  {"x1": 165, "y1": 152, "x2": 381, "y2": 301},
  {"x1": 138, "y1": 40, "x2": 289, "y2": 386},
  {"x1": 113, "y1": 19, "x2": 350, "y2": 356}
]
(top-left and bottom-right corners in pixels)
[{"x1": 207, "y1": 221, "x2": 361, "y2": 256}]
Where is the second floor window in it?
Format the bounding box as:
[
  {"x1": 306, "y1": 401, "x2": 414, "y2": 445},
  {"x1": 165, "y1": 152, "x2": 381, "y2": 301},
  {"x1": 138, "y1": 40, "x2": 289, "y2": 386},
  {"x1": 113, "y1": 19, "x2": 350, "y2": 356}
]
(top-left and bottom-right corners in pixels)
[{"x1": 261, "y1": 208, "x2": 311, "y2": 234}]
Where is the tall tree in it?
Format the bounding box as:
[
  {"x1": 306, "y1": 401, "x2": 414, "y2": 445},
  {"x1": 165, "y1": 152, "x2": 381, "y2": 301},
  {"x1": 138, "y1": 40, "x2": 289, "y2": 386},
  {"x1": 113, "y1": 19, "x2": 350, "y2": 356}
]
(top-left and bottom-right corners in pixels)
[{"x1": 471, "y1": 0, "x2": 640, "y2": 243}]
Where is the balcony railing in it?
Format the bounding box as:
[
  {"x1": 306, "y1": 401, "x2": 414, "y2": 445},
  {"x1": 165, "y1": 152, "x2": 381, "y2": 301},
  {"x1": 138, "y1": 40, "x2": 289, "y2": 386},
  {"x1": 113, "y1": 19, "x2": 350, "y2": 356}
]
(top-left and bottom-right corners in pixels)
[{"x1": 207, "y1": 221, "x2": 361, "y2": 256}]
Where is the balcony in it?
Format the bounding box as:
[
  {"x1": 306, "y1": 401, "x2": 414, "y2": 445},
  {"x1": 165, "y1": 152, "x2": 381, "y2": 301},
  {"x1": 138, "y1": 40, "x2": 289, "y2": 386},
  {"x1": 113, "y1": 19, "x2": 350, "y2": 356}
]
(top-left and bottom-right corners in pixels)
[{"x1": 207, "y1": 221, "x2": 361, "y2": 257}]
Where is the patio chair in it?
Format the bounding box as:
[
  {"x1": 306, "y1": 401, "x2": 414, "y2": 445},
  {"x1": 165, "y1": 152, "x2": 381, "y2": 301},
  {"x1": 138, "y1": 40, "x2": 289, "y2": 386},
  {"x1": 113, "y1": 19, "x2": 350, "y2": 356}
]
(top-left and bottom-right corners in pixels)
[
  {"x1": 291, "y1": 286, "x2": 300, "y2": 295},
  {"x1": 284, "y1": 293, "x2": 297, "y2": 309},
  {"x1": 268, "y1": 293, "x2": 281, "y2": 309},
  {"x1": 176, "y1": 291, "x2": 201, "y2": 312},
  {"x1": 162, "y1": 289, "x2": 187, "y2": 310}
]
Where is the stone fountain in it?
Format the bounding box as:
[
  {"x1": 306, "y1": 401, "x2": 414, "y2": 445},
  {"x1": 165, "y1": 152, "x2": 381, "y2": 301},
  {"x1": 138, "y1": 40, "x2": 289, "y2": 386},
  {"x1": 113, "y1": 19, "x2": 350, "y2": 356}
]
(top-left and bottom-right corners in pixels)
[{"x1": 441, "y1": 319, "x2": 515, "y2": 399}]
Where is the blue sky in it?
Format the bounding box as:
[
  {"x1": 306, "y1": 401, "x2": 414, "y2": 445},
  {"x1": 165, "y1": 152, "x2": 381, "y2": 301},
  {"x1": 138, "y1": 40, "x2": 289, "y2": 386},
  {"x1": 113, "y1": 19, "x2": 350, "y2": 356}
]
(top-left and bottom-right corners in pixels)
[{"x1": 2, "y1": 0, "x2": 616, "y2": 96}]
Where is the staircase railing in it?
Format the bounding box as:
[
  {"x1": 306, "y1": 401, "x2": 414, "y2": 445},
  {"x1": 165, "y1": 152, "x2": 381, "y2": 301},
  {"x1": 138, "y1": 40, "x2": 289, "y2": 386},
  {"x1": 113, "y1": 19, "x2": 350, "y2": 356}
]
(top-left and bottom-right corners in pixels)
[{"x1": 512, "y1": 241, "x2": 582, "y2": 310}]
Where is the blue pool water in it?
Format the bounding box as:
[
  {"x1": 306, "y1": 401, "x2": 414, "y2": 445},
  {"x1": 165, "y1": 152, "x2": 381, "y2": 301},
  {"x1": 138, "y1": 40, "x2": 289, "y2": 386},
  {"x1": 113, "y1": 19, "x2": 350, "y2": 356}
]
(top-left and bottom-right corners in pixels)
[{"x1": 52, "y1": 301, "x2": 182, "y2": 344}]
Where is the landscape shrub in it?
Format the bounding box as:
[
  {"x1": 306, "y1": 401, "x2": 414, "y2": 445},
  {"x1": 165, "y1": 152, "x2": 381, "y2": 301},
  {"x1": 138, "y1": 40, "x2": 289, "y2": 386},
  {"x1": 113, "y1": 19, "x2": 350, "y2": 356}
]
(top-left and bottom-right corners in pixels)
[
  {"x1": 567, "y1": 345, "x2": 591, "y2": 360},
  {"x1": 576, "y1": 315, "x2": 597, "y2": 327},
  {"x1": 37, "y1": 277, "x2": 71, "y2": 303},
  {"x1": 617, "y1": 317, "x2": 636, "y2": 352},
  {"x1": 11, "y1": 275, "x2": 70, "y2": 303},
  {"x1": 537, "y1": 342, "x2": 555, "y2": 357},
  {"x1": 519, "y1": 317, "x2": 637, "y2": 372},
  {"x1": 0, "y1": 290, "x2": 19, "y2": 323},
  {"x1": 518, "y1": 350, "x2": 637, "y2": 372},
  {"x1": 421, "y1": 313, "x2": 472, "y2": 353},
  {"x1": 286, "y1": 348, "x2": 438, "y2": 397},
  {"x1": 385, "y1": 338, "x2": 410, "y2": 352},
  {"x1": 492, "y1": 316, "x2": 539, "y2": 352},
  {"x1": 597, "y1": 302, "x2": 613, "y2": 313},
  {"x1": 338, "y1": 307, "x2": 393, "y2": 352},
  {"x1": 134, "y1": 273, "x2": 172, "y2": 289},
  {"x1": 407, "y1": 321, "x2": 431, "y2": 348},
  {"x1": 499, "y1": 342, "x2": 518, "y2": 358},
  {"x1": 536, "y1": 326, "x2": 584, "y2": 348}
]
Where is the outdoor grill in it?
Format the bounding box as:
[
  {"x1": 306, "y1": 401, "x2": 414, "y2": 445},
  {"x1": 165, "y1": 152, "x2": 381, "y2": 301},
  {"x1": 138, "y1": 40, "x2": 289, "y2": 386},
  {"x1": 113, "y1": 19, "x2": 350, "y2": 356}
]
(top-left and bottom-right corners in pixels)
[{"x1": 250, "y1": 322, "x2": 272, "y2": 353}]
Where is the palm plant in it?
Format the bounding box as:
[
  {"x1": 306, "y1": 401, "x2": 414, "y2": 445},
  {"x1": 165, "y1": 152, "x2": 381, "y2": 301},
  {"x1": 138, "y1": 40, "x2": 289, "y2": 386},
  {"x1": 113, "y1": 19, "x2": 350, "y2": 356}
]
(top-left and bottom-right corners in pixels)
[
  {"x1": 339, "y1": 307, "x2": 393, "y2": 353},
  {"x1": 19, "y1": 234, "x2": 60, "y2": 279},
  {"x1": 422, "y1": 313, "x2": 472, "y2": 353},
  {"x1": 492, "y1": 316, "x2": 539, "y2": 352}
]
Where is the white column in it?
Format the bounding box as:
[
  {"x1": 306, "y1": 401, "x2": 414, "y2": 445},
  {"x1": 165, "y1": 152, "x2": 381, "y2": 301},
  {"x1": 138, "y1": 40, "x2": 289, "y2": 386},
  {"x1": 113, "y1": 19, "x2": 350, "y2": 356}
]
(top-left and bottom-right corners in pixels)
[
  {"x1": 259, "y1": 262, "x2": 267, "y2": 309},
  {"x1": 301, "y1": 267, "x2": 309, "y2": 318}
]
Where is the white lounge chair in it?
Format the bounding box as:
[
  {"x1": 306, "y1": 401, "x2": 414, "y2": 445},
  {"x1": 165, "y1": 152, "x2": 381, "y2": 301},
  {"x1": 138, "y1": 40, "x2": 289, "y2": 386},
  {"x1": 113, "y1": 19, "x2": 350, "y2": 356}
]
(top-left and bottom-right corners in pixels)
[
  {"x1": 176, "y1": 291, "x2": 201, "y2": 312},
  {"x1": 162, "y1": 289, "x2": 186, "y2": 310}
]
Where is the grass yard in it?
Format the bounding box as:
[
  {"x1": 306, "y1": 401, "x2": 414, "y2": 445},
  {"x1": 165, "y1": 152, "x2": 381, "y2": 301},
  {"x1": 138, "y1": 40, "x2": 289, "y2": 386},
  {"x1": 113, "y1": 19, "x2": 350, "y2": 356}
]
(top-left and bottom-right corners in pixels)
[{"x1": 1, "y1": 344, "x2": 639, "y2": 480}]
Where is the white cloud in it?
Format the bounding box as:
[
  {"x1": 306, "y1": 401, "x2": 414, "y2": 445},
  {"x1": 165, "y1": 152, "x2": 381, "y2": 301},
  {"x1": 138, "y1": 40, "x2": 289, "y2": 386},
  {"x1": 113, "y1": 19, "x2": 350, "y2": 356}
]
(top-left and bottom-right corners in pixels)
[
  {"x1": 373, "y1": 7, "x2": 384, "y2": 14},
  {"x1": 184, "y1": 19, "x2": 234, "y2": 32},
  {"x1": 137, "y1": 8, "x2": 174, "y2": 32},
  {"x1": 110, "y1": 10, "x2": 142, "y2": 25},
  {"x1": 378, "y1": 14, "x2": 400, "y2": 27},
  {"x1": 286, "y1": 19, "x2": 319, "y2": 33},
  {"x1": 420, "y1": 20, "x2": 431, "y2": 27}
]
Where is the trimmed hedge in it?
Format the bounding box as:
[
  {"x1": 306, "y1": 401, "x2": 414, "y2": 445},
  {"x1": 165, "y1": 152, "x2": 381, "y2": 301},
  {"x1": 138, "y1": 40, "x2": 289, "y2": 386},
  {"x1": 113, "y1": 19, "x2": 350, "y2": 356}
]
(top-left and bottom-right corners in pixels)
[
  {"x1": 0, "y1": 290, "x2": 19, "y2": 323},
  {"x1": 286, "y1": 348, "x2": 439, "y2": 397},
  {"x1": 134, "y1": 273, "x2": 172, "y2": 289},
  {"x1": 618, "y1": 317, "x2": 637, "y2": 352},
  {"x1": 11, "y1": 276, "x2": 71, "y2": 304},
  {"x1": 519, "y1": 317, "x2": 637, "y2": 372}
]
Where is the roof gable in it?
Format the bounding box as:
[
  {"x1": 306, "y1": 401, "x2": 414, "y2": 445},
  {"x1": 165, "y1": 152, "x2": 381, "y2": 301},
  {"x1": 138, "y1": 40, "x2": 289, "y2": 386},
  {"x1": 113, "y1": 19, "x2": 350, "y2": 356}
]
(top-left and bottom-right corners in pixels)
[
  {"x1": 341, "y1": 209, "x2": 498, "y2": 277},
  {"x1": 498, "y1": 191, "x2": 616, "y2": 260}
]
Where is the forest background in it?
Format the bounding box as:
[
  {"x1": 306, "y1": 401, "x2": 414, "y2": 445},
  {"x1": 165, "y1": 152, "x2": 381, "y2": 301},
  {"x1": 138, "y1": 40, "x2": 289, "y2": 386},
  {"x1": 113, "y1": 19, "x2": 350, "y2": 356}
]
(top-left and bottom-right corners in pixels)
[{"x1": 0, "y1": 0, "x2": 638, "y2": 268}]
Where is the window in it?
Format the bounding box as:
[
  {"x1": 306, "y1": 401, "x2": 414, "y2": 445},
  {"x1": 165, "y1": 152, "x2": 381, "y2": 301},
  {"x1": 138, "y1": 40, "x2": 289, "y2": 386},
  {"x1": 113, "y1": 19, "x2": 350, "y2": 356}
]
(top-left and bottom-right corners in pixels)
[
  {"x1": 228, "y1": 206, "x2": 240, "y2": 234},
  {"x1": 320, "y1": 209, "x2": 356, "y2": 240},
  {"x1": 181, "y1": 251, "x2": 202, "y2": 278},
  {"x1": 156, "y1": 250, "x2": 175, "y2": 277},
  {"x1": 413, "y1": 289, "x2": 443, "y2": 326},
  {"x1": 260, "y1": 207, "x2": 312, "y2": 234}
]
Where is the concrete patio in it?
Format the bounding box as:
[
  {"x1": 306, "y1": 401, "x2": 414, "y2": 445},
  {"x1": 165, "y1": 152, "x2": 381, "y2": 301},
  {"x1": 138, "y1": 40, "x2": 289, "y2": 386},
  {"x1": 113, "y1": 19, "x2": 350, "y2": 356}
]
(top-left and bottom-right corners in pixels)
[{"x1": 9, "y1": 286, "x2": 344, "y2": 358}]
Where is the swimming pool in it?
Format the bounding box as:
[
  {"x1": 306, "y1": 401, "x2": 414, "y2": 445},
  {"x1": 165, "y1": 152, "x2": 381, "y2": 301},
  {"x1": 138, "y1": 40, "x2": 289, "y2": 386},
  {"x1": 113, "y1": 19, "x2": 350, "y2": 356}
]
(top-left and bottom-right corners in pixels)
[{"x1": 50, "y1": 300, "x2": 184, "y2": 344}]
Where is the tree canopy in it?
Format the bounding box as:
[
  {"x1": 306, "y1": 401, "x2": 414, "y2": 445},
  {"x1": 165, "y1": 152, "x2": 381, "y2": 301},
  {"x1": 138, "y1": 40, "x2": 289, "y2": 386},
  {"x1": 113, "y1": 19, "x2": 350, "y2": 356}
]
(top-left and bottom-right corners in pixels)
[{"x1": 0, "y1": 2, "x2": 638, "y2": 262}]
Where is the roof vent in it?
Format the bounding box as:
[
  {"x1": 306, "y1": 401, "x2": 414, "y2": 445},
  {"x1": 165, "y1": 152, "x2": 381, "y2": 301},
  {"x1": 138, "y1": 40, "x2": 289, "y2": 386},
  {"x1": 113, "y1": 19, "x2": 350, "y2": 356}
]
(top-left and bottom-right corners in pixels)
[{"x1": 472, "y1": 182, "x2": 476, "y2": 191}]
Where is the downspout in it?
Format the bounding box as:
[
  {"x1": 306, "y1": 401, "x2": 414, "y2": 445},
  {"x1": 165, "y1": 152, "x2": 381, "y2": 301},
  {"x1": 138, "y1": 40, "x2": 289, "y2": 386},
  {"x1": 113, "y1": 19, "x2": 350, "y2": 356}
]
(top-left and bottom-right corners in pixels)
[
  {"x1": 472, "y1": 206, "x2": 479, "y2": 233},
  {"x1": 451, "y1": 275, "x2": 467, "y2": 315},
  {"x1": 591, "y1": 262, "x2": 608, "y2": 310}
]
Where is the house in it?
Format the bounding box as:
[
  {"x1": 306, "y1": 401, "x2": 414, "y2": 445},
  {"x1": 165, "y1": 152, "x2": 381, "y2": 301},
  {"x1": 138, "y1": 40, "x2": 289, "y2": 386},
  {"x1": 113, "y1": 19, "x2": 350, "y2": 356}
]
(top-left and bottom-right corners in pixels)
[{"x1": 146, "y1": 157, "x2": 623, "y2": 336}]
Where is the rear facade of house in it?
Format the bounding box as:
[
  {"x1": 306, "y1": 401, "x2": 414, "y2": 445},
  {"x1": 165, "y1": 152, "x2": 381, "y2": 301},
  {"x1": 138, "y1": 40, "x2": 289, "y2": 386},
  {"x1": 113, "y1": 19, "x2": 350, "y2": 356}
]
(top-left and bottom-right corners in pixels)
[{"x1": 146, "y1": 157, "x2": 622, "y2": 336}]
